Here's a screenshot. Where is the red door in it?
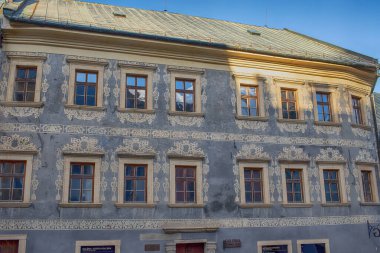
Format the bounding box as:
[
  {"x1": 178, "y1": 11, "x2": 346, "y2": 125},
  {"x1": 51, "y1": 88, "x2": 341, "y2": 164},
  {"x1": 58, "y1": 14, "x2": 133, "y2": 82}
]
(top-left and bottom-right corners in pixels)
[
  {"x1": 176, "y1": 243, "x2": 204, "y2": 253},
  {"x1": 0, "y1": 240, "x2": 19, "y2": 253}
]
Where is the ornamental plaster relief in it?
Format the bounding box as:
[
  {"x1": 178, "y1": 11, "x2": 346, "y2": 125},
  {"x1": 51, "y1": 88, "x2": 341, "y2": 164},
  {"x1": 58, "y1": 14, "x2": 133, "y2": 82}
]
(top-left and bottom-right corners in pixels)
[
  {"x1": 229, "y1": 75, "x2": 236, "y2": 114},
  {"x1": 356, "y1": 149, "x2": 376, "y2": 164},
  {"x1": 167, "y1": 140, "x2": 204, "y2": 157},
  {"x1": 315, "y1": 147, "x2": 345, "y2": 162},
  {"x1": 41, "y1": 55, "x2": 51, "y2": 103},
  {"x1": 0, "y1": 106, "x2": 43, "y2": 118},
  {"x1": 0, "y1": 123, "x2": 374, "y2": 149},
  {"x1": 313, "y1": 125, "x2": 341, "y2": 135},
  {"x1": 0, "y1": 55, "x2": 9, "y2": 101},
  {"x1": 309, "y1": 159, "x2": 321, "y2": 202},
  {"x1": 103, "y1": 60, "x2": 114, "y2": 106},
  {"x1": 352, "y1": 127, "x2": 371, "y2": 138},
  {"x1": 64, "y1": 108, "x2": 106, "y2": 122},
  {"x1": 278, "y1": 146, "x2": 309, "y2": 161},
  {"x1": 1, "y1": 215, "x2": 378, "y2": 230},
  {"x1": 277, "y1": 122, "x2": 307, "y2": 133},
  {"x1": 168, "y1": 115, "x2": 204, "y2": 127},
  {"x1": 116, "y1": 112, "x2": 156, "y2": 124},
  {"x1": 61, "y1": 56, "x2": 70, "y2": 103},
  {"x1": 0, "y1": 134, "x2": 41, "y2": 201},
  {"x1": 235, "y1": 120, "x2": 268, "y2": 131}
]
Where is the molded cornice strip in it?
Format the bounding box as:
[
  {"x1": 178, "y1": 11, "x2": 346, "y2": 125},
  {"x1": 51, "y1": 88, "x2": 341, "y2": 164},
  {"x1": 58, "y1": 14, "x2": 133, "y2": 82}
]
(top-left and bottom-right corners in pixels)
[
  {"x1": 0, "y1": 123, "x2": 374, "y2": 149},
  {"x1": 0, "y1": 215, "x2": 378, "y2": 230}
]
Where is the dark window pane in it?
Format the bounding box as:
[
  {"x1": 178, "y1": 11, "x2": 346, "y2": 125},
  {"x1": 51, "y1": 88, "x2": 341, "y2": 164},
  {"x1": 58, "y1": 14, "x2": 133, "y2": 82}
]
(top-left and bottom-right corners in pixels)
[
  {"x1": 75, "y1": 95, "x2": 85, "y2": 105},
  {"x1": 82, "y1": 190, "x2": 92, "y2": 202},
  {"x1": 71, "y1": 164, "x2": 81, "y2": 174},
  {"x1": 17, "y1": 68, "x2": 26, "y2": 78},
  {"x1": 83, "y1": 165, "x2": 93, "y2": 175},
  {"x1": 12, "y1": 189, "x2": 23, "y2": 200},
  {"x1": 136, "y1": 166, "x2": 145, "y2": 177},
  {"x1": 13, "y1": 178, "x2": 23, "y2": 189},
  {"x1": 69, "y1": 189, "x2": 80, "y2": 202},
  {"x1": 186, "y1": 192, "x2": 195, "y2": 202},
  {"x1": 76, "y1": 85, "x2": 85, "y2": 96},
  {"x1": 14, "y1": 163, "x2": 25, "y2": 174},
  {"x1": 27, "y1": 82, "x2": 36, "y2": 91},
  {"x1": 25, "y1": 92, "x2": 35, "y2": 102},
  {"x1": 28, "y1": 68, "x2": 37, "y2": 79},
  {"x1": 87, "y1": 86, "x2": 96, "y2": 96},
  {"x1": 14, "y1": 92, "x2": 25, "y2": 102},
  {"x1": 0, "y1": 189, "x2": 10, "y2": 200},
  {"x1": 135, "y1": 191, "x2": 145, "y2": 201},
  {"x1": 14, "y1": 82, "x2": 25, "y2": 92},
  {"x1": 70, "y1": 179, "x2": 81, "y2": 190},
  {"x1": 125, "y1": 191, "x2": 133, "y2": 202},
  {"x1": 86, "y1": 96, "x2": 96, "y2": 106},
  {"x1": 125, "y1": 180, "x2": 133, "y2": 191},
  {"x1": 301, "y1": 243, "x2": 326, "y2": 253},
  {"x1": 83, "y1": 179, "x2": 93, "y2": 190},
  {"x1": 135, "y1": 180, "x2": 145, "y2": 191}
]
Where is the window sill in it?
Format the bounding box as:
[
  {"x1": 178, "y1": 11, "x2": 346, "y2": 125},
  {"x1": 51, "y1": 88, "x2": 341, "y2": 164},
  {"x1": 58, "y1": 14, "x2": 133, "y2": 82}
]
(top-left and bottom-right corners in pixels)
[
  {"x1": 58, "y1": 203, "x2": 102, "y2": 208},
  {"x1": 115, "y1": 203, "x2": 156, "y2": 208},
  {"x1": 117, "y1": 108, "x2": 155, "y2": 114},
  {"x1": 64, "y1": 104, "x2": 106, "y2": 111},
  {"x1": 314, "y1": 121, "x2": 342, "y2": 127},
  {"x1": 239, "y1": 203, "x2": 273, "y2": 208},
  {"x1": 0, "y1": 202, "x2": 32, "y2": 208},
  {"x1": 167, "y1": 203, "x2": 205, "y2": 208},
  {"x1": 168, "y1": 111, "x2": 204, "y2": 117},
  {"x1": 235, "y1": 115, "x2": 269, "y2": 122},
  {"x1": 0, "y1": 101, "x2": 44, "y2": 108},
  {"x1": 351, "y1": 124, "x2": 372, "y2": 131},
  {"x1": 277, "y1": 118, "x2": 307, "y2": 124},
  {"x1": 281, "y1": 203, "x2": 313, "y2": 208},
  {"x1": 321, "y1": 203, "x2": 350, "y2": 207},
  {"x1": 359, "y1": 202, "x2": 380, "y2": 206}
]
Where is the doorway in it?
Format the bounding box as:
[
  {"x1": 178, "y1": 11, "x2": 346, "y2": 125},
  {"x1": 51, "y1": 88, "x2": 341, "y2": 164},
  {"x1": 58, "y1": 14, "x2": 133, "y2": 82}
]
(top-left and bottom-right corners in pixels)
[{"x1": 176, "y1": 243, "x2": 205, "y2": 253}]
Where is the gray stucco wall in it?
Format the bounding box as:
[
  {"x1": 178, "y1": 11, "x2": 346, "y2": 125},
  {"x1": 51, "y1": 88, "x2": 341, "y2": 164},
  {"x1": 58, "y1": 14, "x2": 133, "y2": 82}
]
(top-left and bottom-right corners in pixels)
[{"x1": 0, "y1": 52, "x2": 379, "y2": 252}]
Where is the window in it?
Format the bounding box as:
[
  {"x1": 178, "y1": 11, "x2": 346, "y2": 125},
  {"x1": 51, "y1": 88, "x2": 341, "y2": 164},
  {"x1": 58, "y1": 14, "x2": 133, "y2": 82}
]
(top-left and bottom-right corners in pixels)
[
  {"x1": 351, "y1": 96, "x2": 362, "y2": 125},
  {"x1": 258, "y1": 241, "x2": 292, "y2": 253},
  {"x1": 175, "y1": 166, "x2": 196, "y2": 203},
  {"x1": 280, "y1": 164, "x2": 310, "y2": 205},
  {"x1": 316, "y1": 92, "x2": 332, "y2": 122},
  {"x1": 244, "y1": 168, "x2": 263, "y2": 203},
  {"x1": 169, "y1": 159, "x2": 203, "y2": 207},
  {"x1": 13, "y1": 67, "x2": 37, "y2": 102},
  {"x1": 66, "y1": 58, "x2": 106, "y2": 108},
  {"x1": 168, "y1": 67, "x2": 203, "y2": 114},
  {"x1": 318, "y1": 164, "x2": 347, "y2": 205},
  {"x1": 116, "y1": 158, "x2": 154, "y2": 207},
  {"x1": 240, "y1": 85, "x2": 259, "y2": 116},
  {"x1": 281, "y1": 89, "x2": 298, "y2": 119},
  {"x1": 74, "y1": 71, "x2": 98, "y2": 106},
  {"x1": 297, "y1": 239, "x2": 330, "y2": 253},
  {"x1": 4, "y1": 54, "x2": 45, "y2": 105},
  {"x1": 285, "y1": 169, "x2": 303, "y2": 203},
  {"x1": 0, "y1": 154, "x2": 33, "y2": 207},
  {"x1": 239, "y1": 162, "x2": 270, "y2": 207},
  {"x1": 358, "y1": 165, "x2": 379, "y2": 204},
  {"x1": 75, "y1": 240, "x2": 121, "y2": 253},
  {"x1": 61, "y1": 156, "x2": 102, "y2": 207},
  {"x1": 124, "y1": 164, "x2": 147, "y2": 202},
  {"x1": 0, "y1": 235, "x2": 27, "y2": 253},
  {"x1": 0, "y1": 161, "x2": 26, "y2": 202},
  {"x1": 118, "y1": 64, "x2": 156, "y2": 112},
  {"x1": 126, "y1": 75, "x2": 147, "y2": 109},
  {"x1": 69, "y1": 163, "x2": 94, "y2": 203}
]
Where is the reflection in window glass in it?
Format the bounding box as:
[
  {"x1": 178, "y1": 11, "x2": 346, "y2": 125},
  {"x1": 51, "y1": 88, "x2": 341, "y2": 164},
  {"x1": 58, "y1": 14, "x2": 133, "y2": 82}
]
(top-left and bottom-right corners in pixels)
[
  {"x1": 175, "y1": 79, "x2": 195, "y2": 112},
  {"x1": 301, "y1": 243, "x2": 326, "y2": 253},
  {"x1": 124, "y1": 164, "x2": 147, "y2": 202},
  {"x1": 0, "y1": 161, "x2": 26, "y2": 201},
  {"x1": 281, "y1": 89, "x2": 297, "y2": 119},
  {"x1": 240, "y1": 85, "x2": 258, "y2": 116},
  {"x1": 323, "y1": 170, "x2": 340, "y2": 203},
  {"x1": 244, "y1": 168, "x2": 263, "y2": 203},
  {"x1": 14, "y1": 66, "x2": 37, "y2": 102},
  {"x1": 74, "y1": 71, "x2": 98, "y2": 106},
  {"x1": 126, "y1": 75, "x2": 147, "y2": 109},
  {"x1": 175, "y1": 166, "x2": 196, "y2": 203},
  {"x1": 69, "y1": 163, "x2": 94, "y2": 203},
  {"x1": 316, "y1": 92, "x2": 332, "y2": 122}
]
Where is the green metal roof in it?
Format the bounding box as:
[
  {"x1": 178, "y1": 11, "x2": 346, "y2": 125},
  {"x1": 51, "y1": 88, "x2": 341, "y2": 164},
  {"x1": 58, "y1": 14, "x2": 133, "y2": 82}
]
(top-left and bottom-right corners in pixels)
[{"x1": 4, "y1": 0, "x2": 379, "y2": 68}]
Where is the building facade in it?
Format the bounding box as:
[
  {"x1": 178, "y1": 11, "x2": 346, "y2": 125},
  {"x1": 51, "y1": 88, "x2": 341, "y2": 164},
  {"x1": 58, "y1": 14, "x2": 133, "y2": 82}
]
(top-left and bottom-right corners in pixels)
[{"x1": 0, "y1": 0, "x2": 380, "y2": 252}]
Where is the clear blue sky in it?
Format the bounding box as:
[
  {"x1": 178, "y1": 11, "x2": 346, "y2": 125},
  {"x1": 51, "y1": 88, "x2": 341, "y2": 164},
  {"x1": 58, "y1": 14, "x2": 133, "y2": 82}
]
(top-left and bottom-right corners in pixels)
[{"x1": 86, "y1": 0, "x2": 380, "y2": 91}]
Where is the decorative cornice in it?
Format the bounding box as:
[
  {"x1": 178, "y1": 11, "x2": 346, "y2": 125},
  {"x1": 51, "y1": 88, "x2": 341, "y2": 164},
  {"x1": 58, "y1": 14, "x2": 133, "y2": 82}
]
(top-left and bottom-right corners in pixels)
[
  {"x1": 118, "y1": 62, "x2": 157, "y2": 70},
  {"x1": 6, "y1": 51, "x2": 47, "y2": 61},
  {"x1": 0, "y1": 215, "x2": 379, "y2": 230},
  {"x1": 66, "y1": 56, "x2": 108, "y2": 66},
  {"x1": 167, "y1": 65, "x2": 205, "y2": 74}
]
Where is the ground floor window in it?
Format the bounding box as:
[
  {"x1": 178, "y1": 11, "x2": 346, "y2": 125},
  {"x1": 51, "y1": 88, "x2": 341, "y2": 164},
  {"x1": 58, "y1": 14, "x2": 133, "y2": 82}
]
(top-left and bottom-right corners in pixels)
[
  {"x1": 0, "y1": 235, "x2": 26, "y2": 253},
  {"x1": 258, "y1": 240, "x2": 292, "y2": 253},
  {"x1": 176, "y1": 243, "x2": 204, "y2": 253},
  {"x1": 297, "y1": 239, "x2": 330, "y2": 253},
  {"x1": 0, "y1": 240, "x2": 18, "y2": 253}
]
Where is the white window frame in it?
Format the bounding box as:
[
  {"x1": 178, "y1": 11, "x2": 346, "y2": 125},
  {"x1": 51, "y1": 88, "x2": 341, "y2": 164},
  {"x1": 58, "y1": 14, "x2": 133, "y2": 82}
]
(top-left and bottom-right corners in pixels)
[
  {"x1": 318, "y1": 164, "x2": 348, "y2": 205},
  {"x1": 280, "y1": 163, "x2": 311, "y2": 206},
  {"x1": 0, "y1": 234, "x2": 27, "y2": 253},
  {"x1": 169, "y1": 159, "x2": 204, "y2": 207},
  {"x1": 4, "y1": 55, "x2": 46, "y2": 106},
  {"x1": 60, "y1": 156, "x2": 102, "y2": 207},
  {"x1": 238, "y1": 162, "x2": 271, "y2": 207},
  {"x1": 116, "y1": 157, "x2": 154, "y2": 207},
  {"x1": 358, "y1": 165, "x2": 380, "y2": 204},
  {"x1": 66, "y1": 58, "x2": 107, "y2": 109},
  {"x1": 118, "y1": 64, "x2": 156, "y2": 112},
  {"x1": 258, "y1": 240, "x2": 292, "y2": 253},
  {"x1": 297, "y1": 239, "x2": 330, "y2": 253},
  {"x1": 275, "y1": 79, "x2": 306, "y2": 121},
  {"x1": 168, "y1": 67, "x2": 203, "y2": 115},
  {"x1": 233, "y1": 73, "x2": 266, "y2": 119},
  {"x1": 75, "y1": 240, "x2": 121, "y2": 253},
  {"x1": 0, "y1": 154, "x2": 33, "y2": 207},
  {"x1": 311, "y1": 84, "x2": 340, "y2": 124}
]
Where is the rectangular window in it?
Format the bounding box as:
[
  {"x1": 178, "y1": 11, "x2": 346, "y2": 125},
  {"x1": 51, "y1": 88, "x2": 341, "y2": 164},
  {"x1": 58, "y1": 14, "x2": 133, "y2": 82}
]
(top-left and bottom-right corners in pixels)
[
  {"x1": 262, "y1": 245, "x2": 289, "y2": 253},
  {"x1": 124, "y1": 164, "x2": 147, "y2": 202},
  {"x1": 175, "y1": 166, "x2": 196, "y2": 203},
  {"x1": 69, "y1": 163, "x2": 94, "y2": 203},
  {"x1": 316, "y1": 92, "x2": 332, "y2": 122},
  {"x1": 0, "y1": 240, "x2": 19, "y2": 253},
  {"x1": 13, "y1": 66, "x2": 37, "y2": 102},
  {"x1": 240, "y1": 85, "x2": 259, "y2": 116},
  {"x1": 126, "y1": 75, "x2": 147, "y2": 109},
  {"x1": 300, "y1": 243, "x2": 327, "y2": 253},
  {"x1": 361, "y1": 171, "x2": 373, "y2": 202},
  {"x1": 352, "y1": 96, "x2": 363, "y2": 125},
  {"x1": 323, "y1": 170, "x2": 340, "y2": 203},
  {"x1": 175, "y1": 79, "x2": 195, "y2": 112},
  {"x1": 244, "y1": 168, "x2": 263, "y2": 203},
  {"x1": 285, "y1": 169, "x2": 304, "y2": 203},
  {"x1": 281, "y1": 89, "x2": 297, "y2": 119},
  {"x1": 0, "y1": 161, "x2": 25, "y2": 202},
  {"x1": 75, "y1": 71, "x2": 98, "y2": 106}
]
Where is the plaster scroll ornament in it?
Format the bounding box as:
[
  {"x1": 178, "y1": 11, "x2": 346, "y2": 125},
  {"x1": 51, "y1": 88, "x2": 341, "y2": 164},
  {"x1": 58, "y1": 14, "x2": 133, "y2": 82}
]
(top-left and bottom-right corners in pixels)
[
  {"x1": 314, "y1": 125, "x2": 341, "y2": 135},
  {"x1": 112, "y1": 68, "x2": 121, "y2": 107},
  {"x1": 61, "y1": 57, "x2": 70, "y2": 103},
  {"x1": 103, "y1": 61, "x2": 113, "y2": 106},
  {"x1": 236, "y1": 120, "x2": 268, "y2": 131},
  {"x1": 355, "y1": 149, "x2": 376, "y2": 163},
  {"x1": 202, "y1": 154, "x2": 210, "y2": 202},
  {"x1": 167, "y1": 140, "x2": 205, "y2": 157},
  {"x1": 109, "y1": 152, "x2": 118, "y2": 202},
  {"x1": 315, "y1": 148, "x2": 345, "y2": 162},
  {"x1": 168, "y1": 115, "x2": 204, "y2": 127},
  {"x1": 116, "y1": 138, "x2": 155, "y2": 154},
  {"x1": 201, "y1": 76, "x2": 208, "y2": 111},
  {"x1": 0, "y1": 107, "x2": 43, "y2": 118},
  {"x1": 116, "y1": 112, "x2": 156, "y2": 124},
  {"x1": 0, "y1": 57, "x2": 9, "y2": 101},
  {"x1": 277, "y1": 146, "x2": 309, "y2": 161},
  {"x1": 64, "y1": 108, "x2": 106, "y2": 122},
  {"x1": 277, "y1": 122, "x2": 307, "y2": 133},
  {"x1": 229, "y1": 75, "x2": 236, "y2": 113},
  {"x1": 0, "y1": 134, "x2": 38, "y2": 152},
  {"x1": 352, "y1": 127, "x2": 371, "y2": 138},
  {"x1": 236, "y1": 144, "x2": 270, "y2": 160},
  {"x1": 62, "y1": 136, "x2": 104, "y2": 154},
  {"x1": 154, "y1": 177, "x2": 160, "y2": 202},
  {"x1": 41, "y1": 57, "x2": 52, "y2": 102}
]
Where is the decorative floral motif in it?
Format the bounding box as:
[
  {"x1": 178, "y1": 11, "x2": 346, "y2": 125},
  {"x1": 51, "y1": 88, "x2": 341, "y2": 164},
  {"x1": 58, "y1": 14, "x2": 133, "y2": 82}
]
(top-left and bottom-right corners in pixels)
[
  {"x1": 309, "y1": 158, "x2": 321, "y2": 202},
  {"x1": 315, "y1": 148, "x2": 345, "y2": 162},
  {"x1": 116, "y1": 138, "x2": 155, "y2": 154},
  {"x1": 61, "y1": 57, "x2": 70, "y2": 103},
  {"x1": 314, "y1": 125, "x2": 341, "y2": 135},
  {"x1": 112, "y1": 68, "x2": 121, "y2": 107},
  {"x1": 278, "y1": 146, "x2": 309, "y2": 161},
  {"x1": 109, "y1": 152, "x2": 118, "y2": 201},
  {"x1": 0, "y1": 106, "x2": 43, "y2": 118},
  {"x1": 236, "y1": 120, "x2": 268, "y2": 130},
  {"x1": 64, "y1": 108, "x2": 105, "y2": 122},
  {"x1": 352, "y1": 127, "x2": 371, "y2": 138},
  {"x1": 168, "y1": 115, "x2": 204, "y2": 127},
  {"x1": 41, "y1": 57, "x2": 51, "y2": 102},
  {"x1": 277, "y1": 122, "x2": 307, "y2": 133},
  {"x1": 167, "y1": 140, "x2": 204, "y2": 157},
  {"x1": 201, "y1": 76, "x2": 207, "y2": 112},
  {"x1": 229, "y1": 75, "x2": 236, "y2": 114},
  {"x1": 0, "y1": 56, "x2": 9, "y2": 101},
  {"x1": 355, "y1": 149, "x2": 376, "y2": 163},
  {"x1": 62, "y1": 136, "x2": 104, "y2": 154},
  {"x1": 0, "y1": 134, "x2": 38, "y2": 151},
  {"x1": 103, "y1": 61, "x2": 114, "y2": 106},
  {"x1": 116, "y1": 112, "x2": 156, "y2": 124}
]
